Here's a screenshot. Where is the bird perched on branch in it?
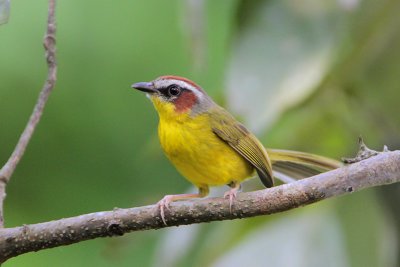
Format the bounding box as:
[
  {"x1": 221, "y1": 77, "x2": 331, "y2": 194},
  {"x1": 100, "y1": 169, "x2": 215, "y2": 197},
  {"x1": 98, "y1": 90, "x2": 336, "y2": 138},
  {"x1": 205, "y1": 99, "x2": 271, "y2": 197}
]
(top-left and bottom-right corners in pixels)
[{"x1": 132, "y1": 76, "x2": 340, "y2": 224}]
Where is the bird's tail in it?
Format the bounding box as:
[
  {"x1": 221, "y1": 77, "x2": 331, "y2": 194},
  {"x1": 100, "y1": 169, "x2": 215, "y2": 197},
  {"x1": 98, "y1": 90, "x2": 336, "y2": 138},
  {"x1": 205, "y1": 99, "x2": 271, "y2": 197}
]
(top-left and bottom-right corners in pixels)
[{"x1": 266, "y1": 149, "x2": 342, "y2": 183}]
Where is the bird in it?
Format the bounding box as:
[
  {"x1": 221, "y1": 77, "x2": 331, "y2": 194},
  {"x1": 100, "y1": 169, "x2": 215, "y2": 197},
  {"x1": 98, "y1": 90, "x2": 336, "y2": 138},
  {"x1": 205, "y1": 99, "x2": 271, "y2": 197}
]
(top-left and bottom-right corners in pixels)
[{"x1": 132, "y1": 75, "x2": 341, "y2": 224}]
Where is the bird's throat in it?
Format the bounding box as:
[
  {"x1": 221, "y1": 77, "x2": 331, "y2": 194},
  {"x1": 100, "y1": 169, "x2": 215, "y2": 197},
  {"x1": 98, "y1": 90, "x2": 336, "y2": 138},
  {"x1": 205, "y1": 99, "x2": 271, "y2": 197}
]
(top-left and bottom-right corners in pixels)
[{"x1": 151, "y1": 96, "x2": 191, "y2": 122}]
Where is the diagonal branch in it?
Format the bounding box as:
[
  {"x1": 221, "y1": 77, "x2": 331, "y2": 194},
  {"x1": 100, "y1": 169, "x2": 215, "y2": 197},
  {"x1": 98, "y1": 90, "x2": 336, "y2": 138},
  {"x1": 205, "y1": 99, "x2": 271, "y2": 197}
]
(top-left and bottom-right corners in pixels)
[
  {"x1": 0, "y1": 0, "x2": 57, "y2": 228},
  {"x1": 0, "y1": 151, "x2": 399, "y2": 263}
]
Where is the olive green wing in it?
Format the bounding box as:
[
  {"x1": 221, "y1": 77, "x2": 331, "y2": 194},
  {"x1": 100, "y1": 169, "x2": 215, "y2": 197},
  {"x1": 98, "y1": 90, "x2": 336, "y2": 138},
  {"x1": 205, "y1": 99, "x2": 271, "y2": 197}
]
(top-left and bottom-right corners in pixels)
[{"x1": 210, "y1": 110, "x2": 274, "y2": 188}]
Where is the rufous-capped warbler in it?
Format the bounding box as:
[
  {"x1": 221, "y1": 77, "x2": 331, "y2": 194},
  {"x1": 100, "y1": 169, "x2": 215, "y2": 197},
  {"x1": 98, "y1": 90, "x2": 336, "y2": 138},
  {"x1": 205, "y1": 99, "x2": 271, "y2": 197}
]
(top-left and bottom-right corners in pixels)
[{"x1": 132, "y1": 76, "x2": 340, "y2": 224}]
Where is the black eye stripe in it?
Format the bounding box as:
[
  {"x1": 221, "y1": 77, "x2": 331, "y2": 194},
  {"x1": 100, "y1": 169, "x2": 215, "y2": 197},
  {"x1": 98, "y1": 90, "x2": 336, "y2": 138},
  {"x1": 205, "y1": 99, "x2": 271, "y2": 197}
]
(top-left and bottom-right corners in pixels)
[
  {"x1": 158, "y1": 88, "x2": 169, "y2": 96},
  {"x1": 159, "y1": 85, "x2": 186, "y2": 98},
  {"x1": 158, "y1": 88, "x2": 172, "y2": 97}
]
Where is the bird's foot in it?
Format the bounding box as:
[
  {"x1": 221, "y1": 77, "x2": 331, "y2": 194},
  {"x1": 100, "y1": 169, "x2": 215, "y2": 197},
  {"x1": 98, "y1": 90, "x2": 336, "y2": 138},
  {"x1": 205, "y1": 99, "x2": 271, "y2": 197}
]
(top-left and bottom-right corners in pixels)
[
  {"x1": 157, "y1": 195, "x2": 173, "y2": 226},
  {"x1": 224, "y1": 187, "x2": 240, "y2": 212},
  {"x1": 156, "y1": 192, "x2": 206, "y2": 226}
]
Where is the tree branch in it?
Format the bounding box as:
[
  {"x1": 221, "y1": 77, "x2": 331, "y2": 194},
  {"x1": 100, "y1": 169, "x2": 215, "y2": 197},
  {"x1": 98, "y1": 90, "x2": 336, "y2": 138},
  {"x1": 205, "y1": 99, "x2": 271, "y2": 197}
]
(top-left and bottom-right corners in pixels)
[
  {"x1": 0, "y1": 150, "x2": 399, "y2": 263},
  {"x1": 0, "y1": 0, "x2": 57, "y2": 228}
]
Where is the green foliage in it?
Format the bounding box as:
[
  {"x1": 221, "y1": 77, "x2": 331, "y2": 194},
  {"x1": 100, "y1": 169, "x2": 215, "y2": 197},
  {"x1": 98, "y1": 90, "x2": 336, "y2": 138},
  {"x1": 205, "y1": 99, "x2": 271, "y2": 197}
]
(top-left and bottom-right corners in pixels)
[{"x1": 0, "y1": 0, "x2": 399, "y2": 266}]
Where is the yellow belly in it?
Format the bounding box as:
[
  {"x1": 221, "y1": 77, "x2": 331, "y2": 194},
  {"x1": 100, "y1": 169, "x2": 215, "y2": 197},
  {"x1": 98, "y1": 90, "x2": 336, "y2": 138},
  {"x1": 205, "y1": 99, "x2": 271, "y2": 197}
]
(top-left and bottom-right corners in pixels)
[{"x1": 158, "y1": 114, "x2": 254, "y2": 188}]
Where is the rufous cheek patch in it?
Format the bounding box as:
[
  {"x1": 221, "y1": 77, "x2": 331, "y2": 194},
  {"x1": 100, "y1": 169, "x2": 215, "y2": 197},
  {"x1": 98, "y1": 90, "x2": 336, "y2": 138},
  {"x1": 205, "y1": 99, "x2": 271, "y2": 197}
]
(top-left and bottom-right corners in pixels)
[{"x1": 174, "y1": 90, "x2": 197, "y2": 113}]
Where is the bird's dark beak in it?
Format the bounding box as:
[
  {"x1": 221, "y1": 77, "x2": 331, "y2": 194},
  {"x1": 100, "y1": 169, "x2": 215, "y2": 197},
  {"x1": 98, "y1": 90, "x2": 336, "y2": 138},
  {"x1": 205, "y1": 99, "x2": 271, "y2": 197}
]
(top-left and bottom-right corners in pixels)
[{"x1": 131, "y1": 82, "x2": 157, "y2": 94}]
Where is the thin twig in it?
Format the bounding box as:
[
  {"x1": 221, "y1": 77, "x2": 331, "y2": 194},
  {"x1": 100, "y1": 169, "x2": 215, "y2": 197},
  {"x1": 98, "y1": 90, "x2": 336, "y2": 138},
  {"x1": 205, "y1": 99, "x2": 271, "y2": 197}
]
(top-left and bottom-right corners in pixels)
[
  {"x1": 0, "y1": 0, "x2": 57, "y2": 228},
  {"x1": 0, "y1": 151, "x2": 399, "y2": 263}
]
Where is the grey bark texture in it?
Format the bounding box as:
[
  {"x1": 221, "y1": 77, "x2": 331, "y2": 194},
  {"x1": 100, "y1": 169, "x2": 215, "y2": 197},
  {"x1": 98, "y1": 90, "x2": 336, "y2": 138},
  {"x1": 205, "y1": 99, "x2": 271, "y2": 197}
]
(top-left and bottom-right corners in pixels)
[{"x1": 0, "y1": 151, "x2": 399, "y2": 263}]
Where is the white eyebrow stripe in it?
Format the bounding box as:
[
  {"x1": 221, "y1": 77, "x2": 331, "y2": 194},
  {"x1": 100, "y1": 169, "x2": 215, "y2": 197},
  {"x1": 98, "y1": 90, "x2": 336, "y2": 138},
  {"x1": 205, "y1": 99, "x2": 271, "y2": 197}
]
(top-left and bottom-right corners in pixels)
[{"x1": 156, "y1": 79, "x2": 203, "y2": 100}]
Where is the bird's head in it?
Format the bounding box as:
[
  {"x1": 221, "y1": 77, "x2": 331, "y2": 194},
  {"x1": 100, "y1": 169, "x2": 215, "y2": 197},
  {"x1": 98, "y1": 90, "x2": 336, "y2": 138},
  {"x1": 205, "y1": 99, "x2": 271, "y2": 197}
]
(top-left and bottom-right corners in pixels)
[{"x1": 132, "y1": 76, "x2": 214, "y2": 120}]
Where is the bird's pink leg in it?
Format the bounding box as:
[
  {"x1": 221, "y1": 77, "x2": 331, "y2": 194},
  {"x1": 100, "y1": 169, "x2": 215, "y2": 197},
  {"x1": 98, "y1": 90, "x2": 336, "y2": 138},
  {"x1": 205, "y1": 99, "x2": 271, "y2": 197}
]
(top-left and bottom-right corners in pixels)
[
  {"x1": 157, "y1": 186, "x2": 209, "y2": 225},
  {"x1": 224, "y1": 181, "x2": 242, "y2": 212}
]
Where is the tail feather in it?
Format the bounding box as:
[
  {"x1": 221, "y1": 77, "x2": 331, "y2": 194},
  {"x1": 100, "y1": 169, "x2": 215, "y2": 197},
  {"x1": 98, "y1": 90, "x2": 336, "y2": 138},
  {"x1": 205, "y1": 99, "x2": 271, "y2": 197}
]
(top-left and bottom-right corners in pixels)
[{"x1": 267, "y1": 149, "x2": 342, "y2": 182}]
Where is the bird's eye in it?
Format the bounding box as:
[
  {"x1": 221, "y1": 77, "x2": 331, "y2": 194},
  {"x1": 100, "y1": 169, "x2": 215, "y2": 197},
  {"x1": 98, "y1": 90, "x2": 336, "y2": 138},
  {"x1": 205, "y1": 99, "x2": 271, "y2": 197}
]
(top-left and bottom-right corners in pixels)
[{"x1": 167, "y1": 85, "x2": 181, "y2": 97}]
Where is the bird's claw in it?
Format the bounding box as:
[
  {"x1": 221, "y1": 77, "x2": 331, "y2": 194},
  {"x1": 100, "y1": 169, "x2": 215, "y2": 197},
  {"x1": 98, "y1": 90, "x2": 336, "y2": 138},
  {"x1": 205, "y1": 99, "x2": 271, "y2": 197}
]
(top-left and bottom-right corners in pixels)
[
  {"x1": 224, "y1": 189, "x2": 238, "y2": 212},
  {"x1": 157, "y1": 196, "x2": 173, "y2": 226}
]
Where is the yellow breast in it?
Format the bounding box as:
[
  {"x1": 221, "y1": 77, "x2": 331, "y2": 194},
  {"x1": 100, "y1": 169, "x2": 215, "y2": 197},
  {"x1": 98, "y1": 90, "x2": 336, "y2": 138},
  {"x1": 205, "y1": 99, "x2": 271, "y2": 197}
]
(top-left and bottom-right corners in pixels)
[{"x1": 154, "y1": 99, "x2": 253, "y2": 187}]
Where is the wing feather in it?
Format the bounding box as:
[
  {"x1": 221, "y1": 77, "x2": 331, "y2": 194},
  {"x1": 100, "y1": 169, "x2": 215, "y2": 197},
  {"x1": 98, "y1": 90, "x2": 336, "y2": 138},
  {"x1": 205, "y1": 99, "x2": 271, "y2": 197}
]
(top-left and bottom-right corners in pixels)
[{"x1": 211, "y1": 109, "x2": 274, "y2": 187}]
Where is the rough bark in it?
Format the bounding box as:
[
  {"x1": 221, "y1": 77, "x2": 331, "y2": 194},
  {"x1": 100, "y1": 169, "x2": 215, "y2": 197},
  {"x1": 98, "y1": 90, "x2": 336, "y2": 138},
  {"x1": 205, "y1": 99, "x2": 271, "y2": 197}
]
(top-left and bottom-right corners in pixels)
[{"x1": 0, "y1": 151, "x2": 399, "y2": 263}]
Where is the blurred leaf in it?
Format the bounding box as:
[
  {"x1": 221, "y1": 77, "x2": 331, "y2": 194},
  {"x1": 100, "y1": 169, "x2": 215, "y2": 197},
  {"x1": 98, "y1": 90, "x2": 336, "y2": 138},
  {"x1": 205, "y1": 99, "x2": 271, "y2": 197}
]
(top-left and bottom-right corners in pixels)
[
  {"x1": 0, "y1": 0, "x2": 9, "y2": 25},
  {"x1": 181, "y1": 0, "x2": 206, "y2": 73},
  {"x1": 226, "y1": 0, "x2": 347, "y2": 133},
  {"x1": 153, "y1": 224, "x2": 202, "y2": 267},
  {"x1": 210, "y1": 207, "x2": 349, "y2": 267},
  {"x1": 338, "y1": 191, "x2": 399, "y2": 267},
  {"x1": 180, "y1": 0, "x2": 240, "y2": 92}
]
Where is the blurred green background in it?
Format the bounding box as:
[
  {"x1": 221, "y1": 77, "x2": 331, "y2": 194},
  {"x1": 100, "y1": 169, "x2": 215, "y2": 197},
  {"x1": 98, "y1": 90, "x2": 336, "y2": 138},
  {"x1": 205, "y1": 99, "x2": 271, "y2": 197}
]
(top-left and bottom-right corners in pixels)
[{"x1": 1, "y1": 0, "x2": 400, "y2": 266}]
